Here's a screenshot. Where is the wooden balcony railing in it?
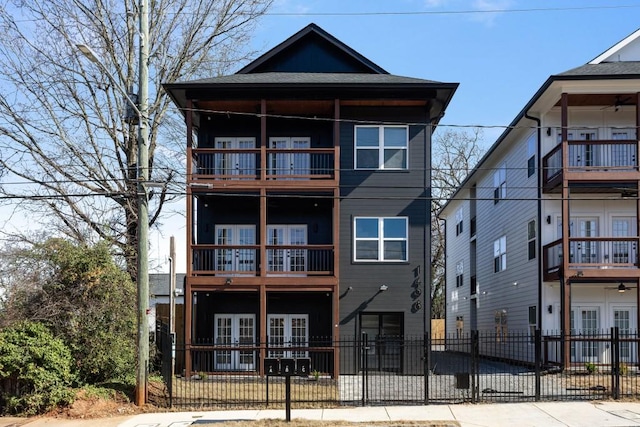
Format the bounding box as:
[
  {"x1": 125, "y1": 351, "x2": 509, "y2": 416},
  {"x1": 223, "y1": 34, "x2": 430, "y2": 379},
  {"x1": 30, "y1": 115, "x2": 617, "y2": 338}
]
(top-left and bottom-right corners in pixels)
[
  {"x1": 192, "y1": 148, "x2": 336, "y2": 181},
  {"x1": 543, "y1": 237, "x2": 640, "y2": 280},
  {"x1": 191, "y1": 244, "x2": 334, "y2": 276},
  {"x1": 543, "y1": 140, "x2": 638, "y2": 188}
]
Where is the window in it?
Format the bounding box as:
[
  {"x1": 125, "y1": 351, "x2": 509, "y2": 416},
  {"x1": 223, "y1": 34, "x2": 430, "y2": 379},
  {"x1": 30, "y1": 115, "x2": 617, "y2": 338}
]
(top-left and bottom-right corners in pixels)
[
  {"x1": 456, "y1": 316, "x2": 464, "y2": 338},
  {"x1": 527, "y1": 133, "x2": 536, "y2": 177},
  {"x1": 528, "y1": 306, "x2": 537, "y2": 344},
  {"x1": 354, "y1": 217, "x2": 408, "y2": 262},
  {"x1": 456, "y1": 261, "x2": 464, "y2": 288},
  {"x1": 354, "y1": 126, "x2": 408, "y2": 170},
  {"x1": 494, "y1": 235, "x2": 506, "y2": 272},
  {"x1": 527, "y1": 220, "x2": 536, "y2": 260},
  {"x1": 495, "y1": 310, "x2": 508, "y2": 342},
  {"x1": 493, "y1": 163, "x2": 506, "y2": 203},
  {"x1": 455, "y1": 208, "x2": 463, "y2": 236}
]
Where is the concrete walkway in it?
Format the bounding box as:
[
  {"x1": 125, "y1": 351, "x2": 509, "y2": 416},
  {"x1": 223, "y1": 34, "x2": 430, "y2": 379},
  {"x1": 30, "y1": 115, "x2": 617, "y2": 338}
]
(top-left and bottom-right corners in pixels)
[{"x1": 4, "y1": 401, "x2": 640, "y2": 427}]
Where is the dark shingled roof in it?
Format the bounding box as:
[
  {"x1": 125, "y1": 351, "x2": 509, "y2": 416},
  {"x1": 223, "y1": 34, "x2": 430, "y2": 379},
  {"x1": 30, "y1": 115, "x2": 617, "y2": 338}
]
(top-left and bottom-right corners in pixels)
[
  {"x1": 176, "y1": 72, "x2": 441, "y2": 86},
  {"x1": 557, "y1": 61, "x2": 640, "y2": 77}
]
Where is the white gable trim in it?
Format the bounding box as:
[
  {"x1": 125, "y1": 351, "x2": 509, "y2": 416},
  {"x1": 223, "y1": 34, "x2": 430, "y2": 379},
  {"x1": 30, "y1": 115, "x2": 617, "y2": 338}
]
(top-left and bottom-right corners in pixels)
[{"x1": 589, "y1": 28, "x2": 640, "y2": 64}]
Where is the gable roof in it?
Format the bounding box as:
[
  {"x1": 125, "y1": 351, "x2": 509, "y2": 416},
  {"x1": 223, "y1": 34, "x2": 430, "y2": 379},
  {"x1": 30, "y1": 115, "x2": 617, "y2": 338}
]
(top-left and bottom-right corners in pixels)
[
  {"x1": 236, "y1": 23, "x2": 388, "y2": 74},
  {"x1": 589, "y1": 28, "x2": 640, "y2": 64},
  {"x1": 439, "y1": 29, "x2": 640, "y2": 217}
]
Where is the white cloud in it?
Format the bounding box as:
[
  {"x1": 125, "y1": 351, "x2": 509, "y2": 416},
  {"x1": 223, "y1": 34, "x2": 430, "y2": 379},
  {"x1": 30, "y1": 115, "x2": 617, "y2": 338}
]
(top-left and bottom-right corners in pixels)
[{"x1": 470, "y1": 0, "x2": 513, "y2": 26}]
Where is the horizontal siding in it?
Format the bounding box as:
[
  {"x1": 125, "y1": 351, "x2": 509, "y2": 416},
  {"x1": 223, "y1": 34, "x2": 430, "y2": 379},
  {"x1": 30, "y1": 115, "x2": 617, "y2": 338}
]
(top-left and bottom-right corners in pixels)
[{"x1": 338, "y1": 109, "x2": 430, "y2": 337}]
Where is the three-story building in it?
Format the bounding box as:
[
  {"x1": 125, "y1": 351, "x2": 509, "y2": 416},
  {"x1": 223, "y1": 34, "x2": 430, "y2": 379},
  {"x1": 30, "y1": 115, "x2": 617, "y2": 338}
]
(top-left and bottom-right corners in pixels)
[
  {"x1": 441, "y1": 29, "x2": 640, "y2": 368},
  {"x1": 165, "y1": 24, "x2": 457, "y2": 376}
]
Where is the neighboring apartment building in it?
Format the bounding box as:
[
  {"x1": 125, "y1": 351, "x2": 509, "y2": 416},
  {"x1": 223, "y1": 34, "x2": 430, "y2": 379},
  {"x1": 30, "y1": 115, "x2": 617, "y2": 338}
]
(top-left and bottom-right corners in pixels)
[
  {"x1": 164, "y1": 24, "x2": 458, "y2": 375},
  {"x1": 440, "y1": 29, "x2": 640, "y2": 368}
]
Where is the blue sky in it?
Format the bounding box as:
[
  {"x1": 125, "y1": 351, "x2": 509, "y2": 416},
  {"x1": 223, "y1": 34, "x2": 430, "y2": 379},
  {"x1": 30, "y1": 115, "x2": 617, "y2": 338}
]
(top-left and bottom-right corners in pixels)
[
  {"x1": 249, "y1": 0, "x2": 640, "y2": 144},
  {"x1": 152, "y1": 0, "x2": 640, "y2": 273}
]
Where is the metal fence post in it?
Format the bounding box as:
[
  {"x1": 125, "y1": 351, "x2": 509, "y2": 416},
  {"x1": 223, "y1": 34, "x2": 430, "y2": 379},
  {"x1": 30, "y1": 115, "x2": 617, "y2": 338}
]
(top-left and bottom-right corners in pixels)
[
  {"x1": 611, "y1": 327, "x2": 620, "y2": 400},
  {"x1": 361, "y1": 331, "x2": 368, "y2": 407},
  {"x1": 424, "y1": 331, "x2": 430, "y2": 405},
  {"x1": 535, "y1": 329, "x2": 541, "y2": 401},
  {"x1": 471, "y1": 330, "x2": 479, "y2": 403}
]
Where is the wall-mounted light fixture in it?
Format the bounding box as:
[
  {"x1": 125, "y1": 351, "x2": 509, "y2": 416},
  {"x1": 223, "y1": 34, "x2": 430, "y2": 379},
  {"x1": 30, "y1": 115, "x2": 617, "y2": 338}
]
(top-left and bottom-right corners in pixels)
[
  {"x1": 512, "y1": 282, "x2": 518, "y2": 287},
  {"x1": 546, "y1": 215, "x2": 551, "y2": 224},
  {"x1": 225, "y1": 277, "x2": 233, "y2": 286},
  {"x1": 546, "y1": 128, "x2": 552, "y2": 136},
  {"x1": 547, "y1": 305, "x2": 553, "y2": 314},
  {"x1": 618, "y1": 283, "x2": 627, "y2": 293},
  {"x1": 379, "y1": 285, "x2": 389, "y2": 292}
]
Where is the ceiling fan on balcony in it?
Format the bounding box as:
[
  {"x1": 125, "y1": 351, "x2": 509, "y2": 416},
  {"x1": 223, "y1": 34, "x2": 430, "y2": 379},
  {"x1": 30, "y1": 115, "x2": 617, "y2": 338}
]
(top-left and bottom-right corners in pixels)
[
  {"x1": 604, "y1": 283, "x2": 637, "y2": 293},
  {"x1": 600, "y1": 95, "x2": 633, "y2": 111}
]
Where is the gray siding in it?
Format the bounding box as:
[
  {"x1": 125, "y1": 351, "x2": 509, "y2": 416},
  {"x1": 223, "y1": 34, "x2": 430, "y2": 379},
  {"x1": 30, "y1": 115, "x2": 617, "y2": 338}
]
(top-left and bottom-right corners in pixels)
[{"x1": 338, "y1": 107, "x2": 430, "y2": 338}]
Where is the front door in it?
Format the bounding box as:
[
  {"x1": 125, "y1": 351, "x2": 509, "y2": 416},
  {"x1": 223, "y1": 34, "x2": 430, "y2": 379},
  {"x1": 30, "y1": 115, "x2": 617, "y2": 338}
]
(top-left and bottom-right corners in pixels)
[
  {"x1": 214, "y1": 314, "x2": 256, "y2": 371},
  {"x1": 360, "y1": 313, "x2": 403, "y2": 372},
  {"x1": 267, "y1": 314, "x2": 309, "y2": 358},
  {"x1": 267, "y1": 225, "x2": 307, "y2": 275},
  {"x1": 215, "y1": 225, "x2": 256, "y2": 275}
]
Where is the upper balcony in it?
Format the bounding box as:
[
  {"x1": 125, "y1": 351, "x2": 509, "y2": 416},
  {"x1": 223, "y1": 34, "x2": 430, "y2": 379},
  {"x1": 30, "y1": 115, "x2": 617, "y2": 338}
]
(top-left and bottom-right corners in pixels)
[
  {"x1": 543, "y1": 138, "x2": 639, "y2": 192},
  {"x1": 543, "y1": 237, "x2": 640, "y2": 281}
]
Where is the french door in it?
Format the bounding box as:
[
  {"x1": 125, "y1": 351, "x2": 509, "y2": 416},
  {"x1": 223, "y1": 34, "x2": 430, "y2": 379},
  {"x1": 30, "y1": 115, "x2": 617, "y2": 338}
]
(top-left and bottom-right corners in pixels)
[
  {"x1": 267, "y1": 314, "x2": 309, "y2": 358},
  {"x1": 214, "y1": 314, "x2": 256, "y2": 371},
  {"x1": 560, "y1": 218, "x2": 599, "y2": 264},
  {"x1": 214, "y1": 137, "x2": 256, "y2": 178},
  {"x1": 570, "y1": 307, "x2": 600, "y2": 363},
  {"x1": 268, "y1": 137, "x2": 310, "y2": 178},
  {"x1": 612, "y1": 217, "x2": 636, "y2": 265},
  {"x1": 215, "y1": 225, "x2": 256, "y2": 275},
  {"x1": 613, "y1": 307, "x2": 636, "y2": 363},
  {"x1": 267, "y1": 225, "x2": 307, "y2": 275}
]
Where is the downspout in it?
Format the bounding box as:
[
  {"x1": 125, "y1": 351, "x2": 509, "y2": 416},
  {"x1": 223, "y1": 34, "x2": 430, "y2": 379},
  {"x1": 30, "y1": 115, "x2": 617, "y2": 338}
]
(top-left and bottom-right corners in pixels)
[{"x1": 525, "y1": 112, "x2": 543, "y2": 331}]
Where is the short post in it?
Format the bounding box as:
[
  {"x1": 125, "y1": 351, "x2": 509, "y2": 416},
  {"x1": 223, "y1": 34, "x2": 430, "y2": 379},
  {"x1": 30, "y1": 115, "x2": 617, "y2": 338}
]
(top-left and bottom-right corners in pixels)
[{"x1": 264, "y1": 357, "x2": 310, "y2": 423}]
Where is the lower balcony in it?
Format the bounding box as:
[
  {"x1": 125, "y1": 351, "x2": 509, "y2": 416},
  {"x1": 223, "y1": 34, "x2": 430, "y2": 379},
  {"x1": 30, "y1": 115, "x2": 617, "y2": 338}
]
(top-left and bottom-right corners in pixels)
[
  {"x1": 543, "y1": 237, "x2": 640, "y2": 280},
  {"x1": 191, "y1": 244, "x2": 335, "y2": 276}
]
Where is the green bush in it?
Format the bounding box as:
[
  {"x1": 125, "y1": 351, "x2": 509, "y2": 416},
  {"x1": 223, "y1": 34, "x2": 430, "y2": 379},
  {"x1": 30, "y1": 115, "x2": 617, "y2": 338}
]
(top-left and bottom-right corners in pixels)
[{"x1": 0, "y1": 321, "x2": 75, "y2": 415}]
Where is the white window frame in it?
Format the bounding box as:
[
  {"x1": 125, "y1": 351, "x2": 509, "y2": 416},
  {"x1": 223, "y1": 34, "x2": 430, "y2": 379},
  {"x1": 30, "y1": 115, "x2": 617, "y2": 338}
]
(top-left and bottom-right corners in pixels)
[
  {"x1": 353, "y1": 216, "x2": 408, "y2": 262},
  {"x1": 455, "y1": 260, "x2": 464, "y2": 288},
  {"x1": 354, "y1": 125, "x2": 409, "y2": 170},
  {"x1": 494, "y1": 235, "x2": 507, "y2": 272},
  {"x1": 526, "y1": 132, "x2": 536, "y2": 178},
  {"x1": 493, "y1": 163, "x2": 506, "y2": 203},
  {"x1": 455, "y1": 208, "x2": 464, "y2": 236},
  {"x1": 527, "y1": 220, "x2": 536, "y2": 261}
]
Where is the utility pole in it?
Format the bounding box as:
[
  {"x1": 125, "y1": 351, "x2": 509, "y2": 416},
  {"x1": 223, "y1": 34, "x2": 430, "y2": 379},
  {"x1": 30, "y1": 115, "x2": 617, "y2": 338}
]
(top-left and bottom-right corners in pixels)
[{"x1": 135, "y1": 0, "x2": 150, "y2": 406}]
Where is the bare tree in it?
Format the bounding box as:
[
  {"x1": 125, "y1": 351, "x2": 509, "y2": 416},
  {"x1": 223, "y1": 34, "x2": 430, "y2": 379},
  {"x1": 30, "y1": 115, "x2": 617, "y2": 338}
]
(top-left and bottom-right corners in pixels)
[
  {"x1": 431, "y1": 128, "x2": 485, "y2": 319},
  {"x1": 0, "y1": 0, "x2": 272, "y2": 277}
]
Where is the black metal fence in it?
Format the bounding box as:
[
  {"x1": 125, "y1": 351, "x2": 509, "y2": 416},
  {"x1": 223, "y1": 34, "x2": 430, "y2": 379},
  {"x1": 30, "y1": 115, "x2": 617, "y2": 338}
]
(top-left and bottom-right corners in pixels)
[{"x1": 154, "y1": 326, "x2": 640, "y2": 409}]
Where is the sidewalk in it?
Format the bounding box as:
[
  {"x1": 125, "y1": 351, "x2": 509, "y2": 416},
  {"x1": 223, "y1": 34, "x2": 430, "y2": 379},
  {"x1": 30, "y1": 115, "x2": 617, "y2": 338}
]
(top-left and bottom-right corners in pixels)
[{"x1": 5, "y1": 401, "x2": 640, "y2": 427}]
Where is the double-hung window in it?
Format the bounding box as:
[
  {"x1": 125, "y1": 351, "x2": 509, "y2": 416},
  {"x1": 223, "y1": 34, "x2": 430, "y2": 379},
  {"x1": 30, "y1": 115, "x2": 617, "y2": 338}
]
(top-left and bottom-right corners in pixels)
[
  {"x1": 494, "y1": 235, "x2": 507, "y2": 272},
  {"x1": 456, "y1": 261, "x2": 464, "y2": 287},
  {"x1": 354, "y1": 217, "x2": 408, "y2": 262},
  {"x1": 354, "y1": 126, "x2": 408, "y2": 170},
  {"x1": 526, "y1": 133, "x2": 536, "y2": 178},
  {"x1": 493, "y1": 163, "x2": 506, "y2": 203},
  {"x1": 455, "y1": 208, "x2": 463, "y2": 236}
]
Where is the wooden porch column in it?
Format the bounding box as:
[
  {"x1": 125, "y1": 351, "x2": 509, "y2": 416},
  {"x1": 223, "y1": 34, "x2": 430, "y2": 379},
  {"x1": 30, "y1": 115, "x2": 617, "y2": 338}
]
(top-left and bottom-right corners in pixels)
[
  {"x1": 260, "y1": 99, "x2": 267, "y2": 181},
  {"x1": 332, "y1": 99, "x2": 341, "y2": 378},
  {"x1": 259, "y1": 99, "x2": 268, "y2": 365},
  {"x1": 560, "y1": 92, "x2": 571, "y2": 369},
  {"x1": 185, "y1": 99, "x2": 194, "y2": 377}
]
